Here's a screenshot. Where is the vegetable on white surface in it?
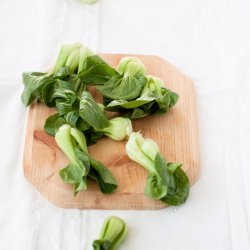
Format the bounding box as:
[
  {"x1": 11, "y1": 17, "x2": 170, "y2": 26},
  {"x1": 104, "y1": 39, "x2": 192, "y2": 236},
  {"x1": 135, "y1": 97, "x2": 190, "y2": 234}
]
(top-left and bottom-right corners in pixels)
[{"x1": 93, "y1": 216, "x2": 127, "y2": 250}]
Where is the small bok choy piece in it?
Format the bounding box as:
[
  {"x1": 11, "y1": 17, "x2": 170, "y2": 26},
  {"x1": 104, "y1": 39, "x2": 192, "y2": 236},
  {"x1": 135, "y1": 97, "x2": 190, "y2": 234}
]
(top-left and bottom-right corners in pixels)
[
  {"x1": 105, "y1": 75, "x2": 179, "y2": 119},
  {"x1": 21, "y1": 42, "x2": 90, "y2": 107},
  {"x1": 55, "y1": 124, "x2": 117, "y2": 195},
  {"x1": 93, "y1": 216, "x2": 127, "y2": 250},
  {"x1": 81, "y1": 0, "x2": 97, "y2": 4},
  {"x1": 126, "y1": 132, "x2": 190, "y2": 205},
  {"x1": 94, "y1": 117, "x2": 132, "y2": 141},
  {"x1": 96, "y1": 57, "x2": 147, "y2": 101}
]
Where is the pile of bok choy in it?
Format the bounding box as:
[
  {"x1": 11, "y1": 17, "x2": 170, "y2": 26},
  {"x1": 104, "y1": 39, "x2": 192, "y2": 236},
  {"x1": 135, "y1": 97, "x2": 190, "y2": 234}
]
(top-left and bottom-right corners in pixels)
[{"x1": 21, "y1": 42, "x2": 190, "y2": 206}]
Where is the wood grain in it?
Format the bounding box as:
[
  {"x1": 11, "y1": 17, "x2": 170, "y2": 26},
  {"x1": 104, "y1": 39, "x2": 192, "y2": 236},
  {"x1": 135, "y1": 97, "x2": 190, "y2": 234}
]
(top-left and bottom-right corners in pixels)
[{"x1": 23, "y1": 54, "x2": 200, "y2": 210}]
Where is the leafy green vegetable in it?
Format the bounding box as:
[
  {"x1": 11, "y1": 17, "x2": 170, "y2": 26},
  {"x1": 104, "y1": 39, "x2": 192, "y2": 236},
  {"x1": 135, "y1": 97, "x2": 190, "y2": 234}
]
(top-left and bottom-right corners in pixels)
[
  {"x1": 126, "y1": 132, "x2": 190, "y2": 205},
  {"x1": 88, "y1": 158, "x2": 118, "y2": 194},
  {"x1": 79, "y1": 91, "x2": 110, "y2": 129},
  {"x1": 105, "y1": 75, "x2": 179, "y2": 119},
  {"x1": 42, "y1": 79, "x2": 110, "y2": 137},
  {"x1": 117, "y1": 57, "x2": 146, "y2": 76},
  {"x1": 55, "y1": 125, "x2": 89, "y2": 194},
  {"x1": 78, "y1": 55, "x2": 117, "y2": 84},
  {"x1": 96, "y1": 57, "x2": 147, "y2": 101},
  {"x1": 55, "y1": 125, "x2": 117, "y2": 195},
  {"x1": 81, "y1": 0, "x2": 97, "y2": 4},
  {"x1": 53, "y1": 42, "x2": 82, "y2": 73},
  {"x1": 21, "y1": 67, "x2": 71, "y2": 107},
  {"x1": 97, "y1": 74, "x2": 147, "y2": 101},
  {"x1": 44, "y1": 113, "x2": 67, "y2": 136},
  {"x1": 94, "y1": 117, "x2": 132, "y2": 141},
  {"x1": 161, "y1": 163, "x2": 190, "y2": 205},
  {"x1": 21, "y1": 43, "x2": 93, "y2": 107},
  {"x1": 93, "y1": 216, "x2": 127, "y2": 250}
]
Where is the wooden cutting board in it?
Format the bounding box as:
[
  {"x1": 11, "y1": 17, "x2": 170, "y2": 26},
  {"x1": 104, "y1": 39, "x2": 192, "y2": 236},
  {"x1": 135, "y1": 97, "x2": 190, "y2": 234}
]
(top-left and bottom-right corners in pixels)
[{"x1": 23, "y1": 54, "x2": 199, "y2": 210}]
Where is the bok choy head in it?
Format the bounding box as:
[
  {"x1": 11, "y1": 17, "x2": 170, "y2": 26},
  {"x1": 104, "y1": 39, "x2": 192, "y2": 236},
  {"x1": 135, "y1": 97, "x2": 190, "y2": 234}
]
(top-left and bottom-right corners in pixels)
[
  {"x1": 21, "y1": 43, "x2": 96, "y2": 107},
  {"x1": 93, "y1": 216, "x2": 127, "y2": 250},
  {"x1": 126, "y1": 132, "x2": 190, "y2": 205},
  {"x1": 96, "y1": 57, "x2": 147, "y2": 101}
]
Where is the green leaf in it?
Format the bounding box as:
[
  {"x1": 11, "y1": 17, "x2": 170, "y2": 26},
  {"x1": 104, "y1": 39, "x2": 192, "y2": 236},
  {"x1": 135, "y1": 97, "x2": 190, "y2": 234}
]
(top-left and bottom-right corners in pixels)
[
  {"x1": 104, "y1": 86, "x2": 178, "y2": 119},
  {"x1": 79, "y1": 91, "x2": 110, "y2": 129},
  {"x1": 21, "y1": 72, "x2": 52, "y2": 106},
  {"x1": 76, "y1": 118, "x2": 92, "y2": 131},
  {"x1": 64, "y1": 110, "x2": 79, "y2": 127},
  {"x1": 93, "y1": 240, "x2": 111, "y2": 250},
  {"x1": 144, "y1": 153, "x2": 170, "y2": 199},
  {"x1": 21, "y1": 67, "x2": 71, "y2": 107},
  {"x1": 84, "y1": 130, "x2": 104, "y2": 145},
  {"x1": 129, "y1": 108, "x2": 148, "y2": 119},
  {"x1": 97, "y1": 74, "x2": 147, "y2": 101},
  {"x1": 42, "y1": 80, "x2": 56, "y2": 107},
  {"x1": 59, "y1": 164, "x2": 88, "y2": 195},
  {"x1": 78, "y1": 55, "x2": 117, "y2": 84},
  {"x1": 44, "y1": 113, "x2": 67, "y2": 136},
  {"x1": 59, "y1": 150, "x2": 90, "y2": 196},
  {"x1": 88, "y1": 158, "x2": 117, "y2": 194},
  {"x1": 169, "y1": 91, "x2": 179, "y2": 107},
  {"x1": 161, "y1": 163, "x2": 190, "y2": 206},
  {"x1": 105, "y1": 95, "x2": 155, "y2": 112},
  {"x1": 53, "y1": 80, "x2": 77, "y2": 115}
]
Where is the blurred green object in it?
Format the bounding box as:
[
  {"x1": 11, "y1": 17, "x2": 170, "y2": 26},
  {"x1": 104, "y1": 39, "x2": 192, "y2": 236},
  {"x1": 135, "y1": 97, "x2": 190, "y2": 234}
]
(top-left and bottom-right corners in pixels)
[
  {"x1": 93, "y1": 216, "x2": 127, "y2": 250},
  {"x1": 81, "y1": 0, "x2": 97, "y2": 4}
]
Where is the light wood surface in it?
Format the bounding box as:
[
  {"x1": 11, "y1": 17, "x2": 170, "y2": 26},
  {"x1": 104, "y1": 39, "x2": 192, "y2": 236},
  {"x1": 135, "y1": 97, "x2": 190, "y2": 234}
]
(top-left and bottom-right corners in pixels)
[{"x1": 23, "y1": 54, "x2": 200, "y2": 210}]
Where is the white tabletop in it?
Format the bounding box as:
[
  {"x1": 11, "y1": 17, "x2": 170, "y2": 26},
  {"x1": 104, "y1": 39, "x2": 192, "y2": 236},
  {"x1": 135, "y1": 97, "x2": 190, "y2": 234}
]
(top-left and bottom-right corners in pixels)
[{"x1": 0, "y1": 0, "x2": 250, "y2": 249}]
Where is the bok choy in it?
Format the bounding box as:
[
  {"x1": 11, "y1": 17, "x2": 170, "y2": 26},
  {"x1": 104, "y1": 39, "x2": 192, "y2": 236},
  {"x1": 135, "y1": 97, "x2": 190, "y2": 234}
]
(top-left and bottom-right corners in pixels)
[
  {"x1": 93, "y1": 216, "x2": 127, "y2": 250},
  {"x1": 126, "y1": 132, "x2": 190, "y2": 205},
  {"x1": 55, "y1": 124, "x2": 117, "y2": 195},
  {"x1": 105, "y1": 75, "x2": 179, "y2": 119}
]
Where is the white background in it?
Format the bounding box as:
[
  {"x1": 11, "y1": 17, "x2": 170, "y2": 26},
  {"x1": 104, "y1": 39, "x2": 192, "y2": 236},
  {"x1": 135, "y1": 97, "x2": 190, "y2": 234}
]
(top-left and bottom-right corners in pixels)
[{"x1": 0, "y1": 0, "x2": 250, "y2": 249}]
